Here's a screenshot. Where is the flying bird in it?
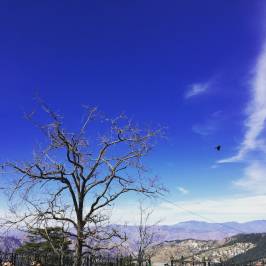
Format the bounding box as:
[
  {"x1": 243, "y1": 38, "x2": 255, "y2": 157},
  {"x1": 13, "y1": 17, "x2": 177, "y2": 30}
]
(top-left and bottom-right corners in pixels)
[{"x1": 215, "y1": 145, "x2": 221, "y2": 151}]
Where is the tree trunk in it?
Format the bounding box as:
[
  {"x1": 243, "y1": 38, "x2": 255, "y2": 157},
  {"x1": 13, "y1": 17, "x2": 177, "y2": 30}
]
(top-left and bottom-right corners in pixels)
[
  {"x1": 60, "y1": 254, "x2": 64, "y2": 266},
  {"x1": 75, "y1": 238, "x2": 83, "y2": 266},
  {"x1": 75, "y1": 201, "x2": 84, "y2": 266}
]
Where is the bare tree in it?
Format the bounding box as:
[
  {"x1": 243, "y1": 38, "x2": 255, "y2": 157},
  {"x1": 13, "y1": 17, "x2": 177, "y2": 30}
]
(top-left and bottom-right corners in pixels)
[
  {"x1": 1, "y1": 103, "x2": 164, "y2": 266},
  {"x1": 132, "y1": 203, "x2": 160, "y2": 266}
]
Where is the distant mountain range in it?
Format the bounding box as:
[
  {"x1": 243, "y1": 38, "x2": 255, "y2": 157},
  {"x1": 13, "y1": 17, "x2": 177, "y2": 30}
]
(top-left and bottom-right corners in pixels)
[
  {"x1": 0, "y1": 236, "x2": 22, "y2": 252},
  {"x1": 119, "y1": 220, "x2": 266, "y2": 243},
  {"x1": 3, "y1": 232, "x2": 266, "y2": 264},
  {"x1": 2, "y1": 220, "x2": 266, "y2": 252}
]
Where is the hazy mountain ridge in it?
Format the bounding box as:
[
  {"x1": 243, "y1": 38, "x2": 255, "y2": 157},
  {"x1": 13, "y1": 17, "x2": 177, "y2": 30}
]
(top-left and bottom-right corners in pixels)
[
  {"x1": 0, "y1": 236, "x2": 22, "y2": 252},
  {"x1": 2, "y1": 220, "x2": 266, "y2": 252},
  {"x1": 120, "y1": 220, "x2": 266, "y2": 243}
]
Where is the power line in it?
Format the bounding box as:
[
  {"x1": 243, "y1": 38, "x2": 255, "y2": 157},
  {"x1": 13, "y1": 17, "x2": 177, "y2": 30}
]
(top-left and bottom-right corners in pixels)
[{"x1": 158, "y1": 195, "x2": 247, "y2": 235}]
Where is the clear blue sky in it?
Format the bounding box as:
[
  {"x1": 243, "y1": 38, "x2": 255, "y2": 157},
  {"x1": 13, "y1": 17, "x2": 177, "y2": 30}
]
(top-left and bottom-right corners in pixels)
[{"x1": 1, "y1": 1, "x2": 266, "y2": 223}]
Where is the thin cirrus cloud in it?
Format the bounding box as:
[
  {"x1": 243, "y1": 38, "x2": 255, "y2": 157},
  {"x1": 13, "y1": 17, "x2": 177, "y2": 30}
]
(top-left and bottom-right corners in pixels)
[
  {"x1": 192, "y1": 123, "x2": 216, "y2": 136},
  {"x1": 217, "y1": 41, "x2": 266, "y2": 195},
  {"x1": 192, "y1": 111, "x2": 222, "y2": 136},
  {"x1": 184, "y1": 82, "x2": 210, "y2": 99},
  {"x1": 233, "y1": 161, "x2": 266, "y2": 194},
  {"x1": 177, "y1": 186, "x2": 189, "y2": 195},
  {"x1": 218, "y1": 43, "x2": 266, "y2": 164}
]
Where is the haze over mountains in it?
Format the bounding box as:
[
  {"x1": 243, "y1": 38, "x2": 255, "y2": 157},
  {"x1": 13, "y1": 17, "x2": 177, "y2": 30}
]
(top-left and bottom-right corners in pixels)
[
  {"x1": 2, "y1": 220, "x2": 266, "y2": 252},
  {"x1": 121, "y1": 220, "x2": 266, "y2": 242}
]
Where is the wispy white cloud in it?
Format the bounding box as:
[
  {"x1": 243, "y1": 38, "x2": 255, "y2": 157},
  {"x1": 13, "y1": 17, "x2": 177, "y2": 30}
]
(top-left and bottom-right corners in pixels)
[
  {"x1": 216, "y1": 41, "x2": 266, "y2": 198},
  {"x1": 192, "y1": 124, "x2": 216, "y2": 136},
  {"x1": 192, "y1": 111, "x2": 222, "y2": 136},
  {"x1": 218, "y1": 44, "x2": 266, "y2": 163},
  {"x1": 184, "y1": 82, "x2": 210, "y2": 99},
  {"x1": 177, "y1": 186, "x2": 189, "y2": 195},
  {"x1": 233, "y1": 161, "x2": 266, "y2": 194}
]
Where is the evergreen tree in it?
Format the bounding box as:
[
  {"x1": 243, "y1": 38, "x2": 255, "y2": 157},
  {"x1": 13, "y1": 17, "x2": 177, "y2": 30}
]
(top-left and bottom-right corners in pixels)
[{"x1": 16, "y1": 227, "x2": 72, "y2": 256}]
